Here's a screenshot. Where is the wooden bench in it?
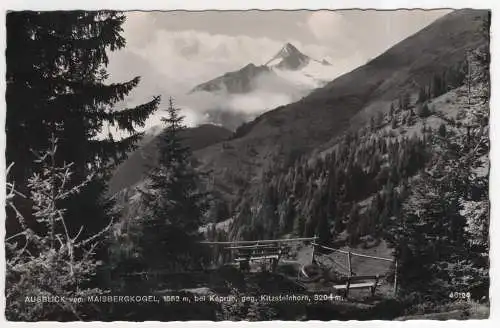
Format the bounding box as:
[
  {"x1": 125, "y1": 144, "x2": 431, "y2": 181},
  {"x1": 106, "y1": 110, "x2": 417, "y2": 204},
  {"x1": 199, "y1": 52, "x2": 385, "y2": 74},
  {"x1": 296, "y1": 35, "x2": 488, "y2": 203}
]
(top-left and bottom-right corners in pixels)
[
  {"x1": 228, "y1": 244, "x2": 289, "y2": 272},
  {"x1": 333, "y1": 275, "x2": 381, "y2": 297},
  {"x1": 234, "y1": 255, "x2": 280, "y2": 261}
]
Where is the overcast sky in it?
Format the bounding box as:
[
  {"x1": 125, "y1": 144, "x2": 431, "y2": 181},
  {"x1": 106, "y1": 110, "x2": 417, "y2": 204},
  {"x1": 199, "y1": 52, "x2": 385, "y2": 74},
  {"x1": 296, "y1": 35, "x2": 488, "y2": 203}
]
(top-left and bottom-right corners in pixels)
[{"x1": 105, "y1": 9, "x2": 451, "y2": 131}]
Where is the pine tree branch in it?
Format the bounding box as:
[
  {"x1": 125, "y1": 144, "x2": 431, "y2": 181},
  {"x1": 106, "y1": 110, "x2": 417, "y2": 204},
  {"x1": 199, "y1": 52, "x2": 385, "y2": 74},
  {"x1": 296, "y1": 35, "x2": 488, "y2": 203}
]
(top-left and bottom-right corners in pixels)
[
  {"x1": 75, "y1": 218, "x2": 114, "y2": 248},
  {"x1": 103, "y1": 96, "x2": 160, "y2": 133}
]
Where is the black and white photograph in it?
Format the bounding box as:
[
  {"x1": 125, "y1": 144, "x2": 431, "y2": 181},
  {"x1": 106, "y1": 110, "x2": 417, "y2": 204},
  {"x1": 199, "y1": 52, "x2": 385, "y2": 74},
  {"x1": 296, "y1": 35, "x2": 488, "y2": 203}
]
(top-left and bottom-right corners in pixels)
[{"x1": 3, "y1": 4, "x2": 491, "y2": 322}]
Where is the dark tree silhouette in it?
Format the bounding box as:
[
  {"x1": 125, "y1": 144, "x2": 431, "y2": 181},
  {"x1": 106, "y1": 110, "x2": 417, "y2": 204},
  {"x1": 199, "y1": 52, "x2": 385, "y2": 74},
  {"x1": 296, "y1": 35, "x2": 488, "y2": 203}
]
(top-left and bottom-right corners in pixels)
[
  {"x1": 6, "y1": 11, "x2": 160, "y2": 237},
  {"x1": 137, "y1": 98, "x2": 208, "y2": 272}
]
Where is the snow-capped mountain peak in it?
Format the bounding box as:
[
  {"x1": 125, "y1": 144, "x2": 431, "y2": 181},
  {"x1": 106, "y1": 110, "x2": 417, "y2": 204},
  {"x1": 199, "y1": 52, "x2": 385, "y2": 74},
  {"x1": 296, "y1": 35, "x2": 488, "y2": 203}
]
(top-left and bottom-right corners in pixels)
[
  {"x1": 265, "y1": 42, "x2": 311, "y2": 70},
  {"x1": 263, "y1": 43, "x2": 336, "y2": 88},
  {"x1": 190, "y1": 43, "x2": 337, "y2": 97},
  {"x1": 276, "y1": 42, "x2": 303, "y2": 57}
]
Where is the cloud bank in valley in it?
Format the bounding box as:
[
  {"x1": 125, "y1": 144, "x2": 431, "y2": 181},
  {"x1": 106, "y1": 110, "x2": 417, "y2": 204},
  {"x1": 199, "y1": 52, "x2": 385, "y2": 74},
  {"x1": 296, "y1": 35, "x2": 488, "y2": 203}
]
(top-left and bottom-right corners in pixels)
[
  {"x1": 107, "y1": 20, "x2": 340, "y2": 132},
  {"x1": 104, "y1": 10, "x2": 450, "y2": 136}
]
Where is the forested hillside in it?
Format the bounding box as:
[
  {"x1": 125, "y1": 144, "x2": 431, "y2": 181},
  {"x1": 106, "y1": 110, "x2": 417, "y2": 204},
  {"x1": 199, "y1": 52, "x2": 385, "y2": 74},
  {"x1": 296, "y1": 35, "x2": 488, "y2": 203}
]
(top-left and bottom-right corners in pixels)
[
  {"x1": 194, "y1": 9, "x2": 488, "y2": 201},
  {"x1": 212, "y1": 17, "x2": 490, "y2": 303},
  {"x1": 226, "y1": 55, "x2": 478, "y2": 240}
]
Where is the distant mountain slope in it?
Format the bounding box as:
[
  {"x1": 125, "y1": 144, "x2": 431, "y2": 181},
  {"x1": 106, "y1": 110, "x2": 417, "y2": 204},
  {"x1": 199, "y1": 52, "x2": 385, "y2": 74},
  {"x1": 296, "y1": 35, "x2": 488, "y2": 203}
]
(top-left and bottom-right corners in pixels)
[
  {"x1": 190, "y1": 63, "x2": 274, "y2": 94},
  {"x1": 188, "y1": 43, "x2": 337, "y2": 131},
  {"x1": 193, "y1": 9, "x2": 488, "y2": 199},
  {"x1": 108, "y1": 124, "x2": 232, "y2": 194},
  {"x1": 190, "y1": 43, "x2": 333, "y2": 94}
]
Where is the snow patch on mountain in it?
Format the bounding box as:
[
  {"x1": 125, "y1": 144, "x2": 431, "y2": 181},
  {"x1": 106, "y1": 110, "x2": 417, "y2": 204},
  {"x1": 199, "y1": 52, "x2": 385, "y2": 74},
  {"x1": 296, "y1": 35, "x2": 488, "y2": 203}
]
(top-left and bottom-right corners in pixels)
[
  {"x1": 271, "y1": 59, "x2": 339, "y2": 89},
  {"x1": 265, "y1": 42, "x2": 337, "y2": 89}
]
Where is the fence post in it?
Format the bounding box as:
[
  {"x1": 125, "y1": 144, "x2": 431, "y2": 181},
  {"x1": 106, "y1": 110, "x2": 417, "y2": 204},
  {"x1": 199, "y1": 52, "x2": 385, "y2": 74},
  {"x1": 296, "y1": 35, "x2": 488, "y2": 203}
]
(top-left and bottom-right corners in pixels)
[
  {"x1": 347, "y1": 251, "x2": 352, "y2": 277},
  {"x1": 311, "y1": 235, "x2": 317, "y2": 264},
  {"x1": 393, "y1": 260, "x2": 398, "y2": 296}
]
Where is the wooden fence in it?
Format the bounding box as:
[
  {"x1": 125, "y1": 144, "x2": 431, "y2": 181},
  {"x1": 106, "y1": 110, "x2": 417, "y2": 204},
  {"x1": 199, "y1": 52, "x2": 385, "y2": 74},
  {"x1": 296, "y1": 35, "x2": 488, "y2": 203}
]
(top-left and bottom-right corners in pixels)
[
  {"x1": 312, "y1": 242, "x2": 398, "y2": 295},
  {"x1": 199, "y1": 236, "x2": 398, "y2": 295}
]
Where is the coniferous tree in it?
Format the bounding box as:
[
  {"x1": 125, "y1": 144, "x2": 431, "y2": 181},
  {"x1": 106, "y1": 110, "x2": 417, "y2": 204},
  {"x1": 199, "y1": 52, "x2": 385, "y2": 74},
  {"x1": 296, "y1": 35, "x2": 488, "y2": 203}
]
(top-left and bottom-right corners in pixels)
[
  {"x1": 401, "y1": 92, "x2": 411, "y2": 110},
  {"x1": 389, "y1": 103, "x2": 395, "y2": 118},
  {"x1": 417, "y1": 103, "x2": 431, "y2": 118},
  {"x1": 417, "y1": 86, "x2": 427, "y2": 103},
  {"x1": 347, "y1": 204, "x2": 361, "y2": 246},
  {"x1": 386, "y1": 163, "x2": 467, "y2": 299},
  {"x1": 316, "y1": 212, "x2": 331, "y2": 245},
  {"x1": 431, "y1": 73, "x2": 445, "y2": 98},
  {"x1": 391, "y1": 117, "x2": 398, "y2": 129},
  {"x1": 387, "y1": 92, "x2": 489, "y2": 299},
  {"x1": 137, "y1": 98, "x2": 208, "y2": 273},
  {"x1": 6, "y1": 11, "x2": 160, "y2": 238},
  {"x1": 375, "y1": 111, "x2": 384, "y2": 127},
  {"x1": 293, "y1": 215, "x2": 306, "y2": 237},
  {"x1": 473, "y1": 13, "x2": 491, "y2": 107},
  {"x1": 438, "y1": 123, "x2": 447, "y2": 137},
  {"x1": 369, "y1": 116, "x2": 376, "y2": 132},
  {"x1": 257, "y1": 185, "x2": 279, "y2": 239},
  {"x1": 407, "y1": 109, "x2": 417, "y2": 126}
]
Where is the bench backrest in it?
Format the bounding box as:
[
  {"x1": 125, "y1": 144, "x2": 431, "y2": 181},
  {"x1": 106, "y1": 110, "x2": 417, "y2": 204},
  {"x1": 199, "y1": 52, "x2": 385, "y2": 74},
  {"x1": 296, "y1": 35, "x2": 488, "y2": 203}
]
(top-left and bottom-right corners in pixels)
[
  {"x1": 347, "y1": 275, "x2": 381, "y2": 282},
  {"x1": 338, "y1": 274, "x2": 381, "y2": 286},
  {"x1": 232, "y1": 245, "x2": 289, "y2": 258}
]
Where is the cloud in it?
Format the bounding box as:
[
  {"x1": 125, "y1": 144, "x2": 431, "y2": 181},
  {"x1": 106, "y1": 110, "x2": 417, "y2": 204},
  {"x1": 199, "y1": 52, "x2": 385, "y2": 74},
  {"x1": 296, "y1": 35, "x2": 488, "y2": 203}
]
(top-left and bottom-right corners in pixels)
[
  {"x1": 126, "y1": 29, "x2": 286, "y2": 84},
  {"x1": 110, "y1": 28, "x2": 292, "y2": 98},
  {"x1": 104, "y1": 10, "x2": 448, "y2": 137},
  {"x1": 116, "y1": 12, "x2": 348, "y2": 89},
  {"x1": 106, "y1": 24, "x2": 345, "y2": 134},
  {"x1": 143, "y1": 71, "x2": 310, "y2": 131},
  {"x1": 305, "y1": 10, "x2": 451, "y2": 59},
  {"x1": 121, "y1": 12, "x2": 158, "y2": 48},
  {"x1": 307, "y1": 11, "x2": 348, "y2": 43}
]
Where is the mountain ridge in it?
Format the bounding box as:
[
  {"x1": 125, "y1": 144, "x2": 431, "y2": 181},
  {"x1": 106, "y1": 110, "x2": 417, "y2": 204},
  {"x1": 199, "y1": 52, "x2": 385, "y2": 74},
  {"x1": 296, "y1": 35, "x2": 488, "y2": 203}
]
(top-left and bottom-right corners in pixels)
[
  {"x1": 192, "y1": 9, "x2": 488, "y2": 200},
  {"x1": 189, "y1": 63, "x2": 273, "y2": 94},
  {"x1": 108, "y1": 124, "x2": 232, "y2": 195},
  {"x1": 190, "y1": 42, "x2": 333, "y2": 94}
]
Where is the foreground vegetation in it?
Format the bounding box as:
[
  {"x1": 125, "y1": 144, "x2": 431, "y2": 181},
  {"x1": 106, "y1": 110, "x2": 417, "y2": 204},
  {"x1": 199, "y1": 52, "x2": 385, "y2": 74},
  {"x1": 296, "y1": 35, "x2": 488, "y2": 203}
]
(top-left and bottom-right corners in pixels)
[{"x1": 5, "y1": 10, "x2": 490, "y2": 320}]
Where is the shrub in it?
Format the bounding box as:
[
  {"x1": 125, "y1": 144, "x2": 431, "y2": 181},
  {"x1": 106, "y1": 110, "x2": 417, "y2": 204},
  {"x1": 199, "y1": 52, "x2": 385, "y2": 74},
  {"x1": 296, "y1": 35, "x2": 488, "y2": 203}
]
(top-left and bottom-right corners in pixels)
[{"x1": 5, "y1": 136, "x2": 111, "y2": 321}]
